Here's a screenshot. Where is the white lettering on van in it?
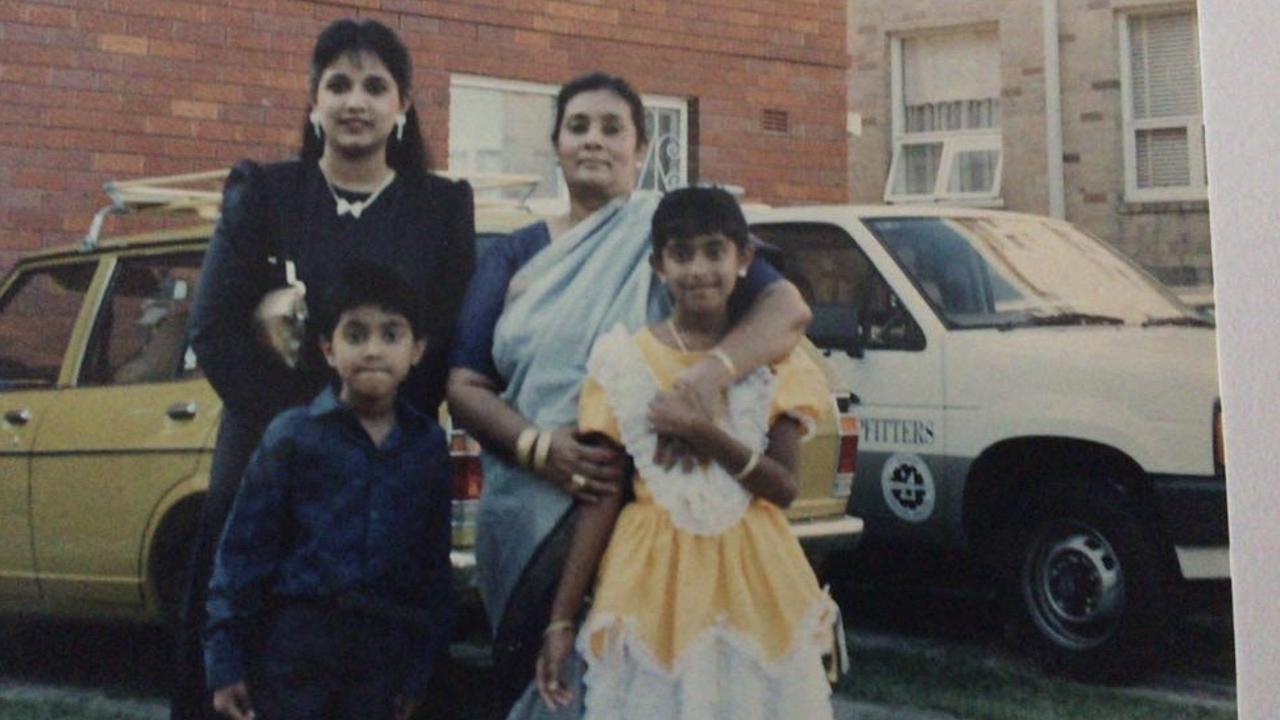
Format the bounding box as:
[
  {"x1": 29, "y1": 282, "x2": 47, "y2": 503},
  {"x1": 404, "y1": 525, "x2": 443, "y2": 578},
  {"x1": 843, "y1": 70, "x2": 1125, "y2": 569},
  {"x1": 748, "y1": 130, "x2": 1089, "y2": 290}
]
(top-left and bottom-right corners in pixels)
[{"x1": 861, "y1": 418, "x2": 936, "y2": 446}]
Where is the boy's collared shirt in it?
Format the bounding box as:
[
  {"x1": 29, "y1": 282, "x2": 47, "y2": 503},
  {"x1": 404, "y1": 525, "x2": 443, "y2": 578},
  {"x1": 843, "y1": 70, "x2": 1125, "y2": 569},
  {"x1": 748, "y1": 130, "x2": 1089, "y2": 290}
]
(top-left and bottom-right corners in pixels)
[{"x1": 203, "y1": 385, "x2": 453, "y2": 699}]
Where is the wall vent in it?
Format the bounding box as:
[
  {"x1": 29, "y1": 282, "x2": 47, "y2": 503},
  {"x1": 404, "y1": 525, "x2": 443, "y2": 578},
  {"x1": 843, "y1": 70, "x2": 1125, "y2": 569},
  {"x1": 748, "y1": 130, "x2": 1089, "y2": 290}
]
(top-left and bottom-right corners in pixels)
[{"x1": 762, "y1": 108, "x2": 789, "y2": 133}]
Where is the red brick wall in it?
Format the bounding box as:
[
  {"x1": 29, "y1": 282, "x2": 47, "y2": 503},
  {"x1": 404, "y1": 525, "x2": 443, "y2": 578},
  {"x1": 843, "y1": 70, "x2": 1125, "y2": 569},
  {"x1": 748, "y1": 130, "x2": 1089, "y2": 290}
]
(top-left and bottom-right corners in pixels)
[{"x1": 0, "y1": 0, "x2": 848, "y2": 272}]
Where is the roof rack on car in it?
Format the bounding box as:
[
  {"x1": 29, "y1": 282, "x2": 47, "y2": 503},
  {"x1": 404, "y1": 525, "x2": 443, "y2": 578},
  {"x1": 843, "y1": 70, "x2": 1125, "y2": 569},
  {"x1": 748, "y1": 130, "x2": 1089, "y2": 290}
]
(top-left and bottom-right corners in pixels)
[
  {"x1": 437, "y1": 172, "x2": 542, "y2": 208},
  {"x1": 82, "y1": 169, "x2": 229, "y2": 251},
  {"x1": 81, "y1": 169, "x2": 544, "y2": 251}
]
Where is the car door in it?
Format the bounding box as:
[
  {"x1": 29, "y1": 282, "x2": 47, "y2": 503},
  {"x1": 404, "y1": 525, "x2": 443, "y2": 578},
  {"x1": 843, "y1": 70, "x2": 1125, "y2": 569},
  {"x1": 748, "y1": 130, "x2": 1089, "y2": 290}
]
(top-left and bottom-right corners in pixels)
[
  {"x1": 0, "y1": 259, "x2": 99, "y2": 602},
  {"x1": 751, "y1": 220, "x2": 949, "y2": 540},
  {"x1": 30, "y1": 247, "x2": 221, "y2": 607}
]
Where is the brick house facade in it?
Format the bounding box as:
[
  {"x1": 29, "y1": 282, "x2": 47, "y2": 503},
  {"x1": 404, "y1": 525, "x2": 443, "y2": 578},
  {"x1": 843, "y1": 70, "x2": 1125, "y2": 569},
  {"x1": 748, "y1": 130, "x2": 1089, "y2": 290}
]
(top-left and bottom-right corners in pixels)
[
  {"x1": 845, "y1": 0, "x2": 1212, "y2": 288},
  {"x1": 0, "y1": 0, "x2": 848, "y2": 272}
]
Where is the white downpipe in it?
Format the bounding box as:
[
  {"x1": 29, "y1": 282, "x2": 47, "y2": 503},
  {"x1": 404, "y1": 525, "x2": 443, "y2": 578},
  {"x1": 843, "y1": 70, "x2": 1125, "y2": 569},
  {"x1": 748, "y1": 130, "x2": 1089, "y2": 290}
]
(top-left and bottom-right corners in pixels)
[{"x1": 1043, "y1": 0, "x2": 1066, "y2": 218}]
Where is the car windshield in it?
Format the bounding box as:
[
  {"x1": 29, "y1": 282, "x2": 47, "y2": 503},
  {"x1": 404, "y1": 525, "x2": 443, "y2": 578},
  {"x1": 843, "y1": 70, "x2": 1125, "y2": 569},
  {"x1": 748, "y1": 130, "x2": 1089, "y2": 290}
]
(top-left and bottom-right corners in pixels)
[{"x1": 862, "y1": 216, "x2": 1205, "y2": 329}]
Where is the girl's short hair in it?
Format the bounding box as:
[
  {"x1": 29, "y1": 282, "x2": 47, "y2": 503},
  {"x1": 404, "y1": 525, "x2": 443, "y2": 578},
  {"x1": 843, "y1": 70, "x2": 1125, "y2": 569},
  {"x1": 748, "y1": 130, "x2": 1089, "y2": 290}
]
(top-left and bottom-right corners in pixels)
[
  {"x1": 551, "y1": 72, "x2": 648, "y2": 149},
  {"x1": 300, "y1": 18, "x2": 431, "y2": 174},
  {"x1": 317, "y1": 260, "x2": 426, "y2": 340},
  {"x1": 651, "y1": 186, "x2": 750, "y2": 255}
]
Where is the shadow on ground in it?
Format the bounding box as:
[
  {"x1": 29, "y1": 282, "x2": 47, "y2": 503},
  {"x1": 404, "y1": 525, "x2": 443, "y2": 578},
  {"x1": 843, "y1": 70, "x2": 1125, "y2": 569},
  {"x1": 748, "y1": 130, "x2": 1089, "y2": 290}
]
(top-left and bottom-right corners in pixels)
[
  {"x1": 0, "y1": 617, "x2": 508, "y2": 720},
  {"x1": 825, "y1": 539, "x2": 1236, "y2": 684}
]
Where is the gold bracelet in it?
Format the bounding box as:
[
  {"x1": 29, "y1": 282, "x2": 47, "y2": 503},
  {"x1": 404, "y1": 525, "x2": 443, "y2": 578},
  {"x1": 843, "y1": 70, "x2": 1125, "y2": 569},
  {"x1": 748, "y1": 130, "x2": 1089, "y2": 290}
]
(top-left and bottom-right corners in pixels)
[
  {"x1": 515, "y1": 427, "x2": 539, "y2": 469},
  {"x1": 533, "y1": 430, "x2": 554, "y2": 474},
  {"x1": 709, "y1": 347, "x2": 737, "y2": 378},
  {"x1": 732, "y1": 448, "x2": 761, "y2": 481},
  {"x1": 544, "y1": 619, "x2": 574, "y2": 636}
]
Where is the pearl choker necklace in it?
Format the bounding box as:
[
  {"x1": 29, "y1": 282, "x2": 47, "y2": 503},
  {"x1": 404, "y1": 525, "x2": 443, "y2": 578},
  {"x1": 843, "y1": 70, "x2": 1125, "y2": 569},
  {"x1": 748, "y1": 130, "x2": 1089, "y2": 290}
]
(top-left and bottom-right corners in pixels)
[{"x1": 324, "y1": 171, "x2": 396, "y2": 219}]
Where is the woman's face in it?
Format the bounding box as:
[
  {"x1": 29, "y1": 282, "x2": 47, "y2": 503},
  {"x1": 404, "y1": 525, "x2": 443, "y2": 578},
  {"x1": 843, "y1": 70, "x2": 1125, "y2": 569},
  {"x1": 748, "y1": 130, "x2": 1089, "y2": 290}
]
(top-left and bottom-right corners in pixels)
[
  {"x1": 312, "y1": 51, "x2": 409, "y2": 160},
  {"x1": 555, "y1": 89, "x2": 647, "y2": 201}
]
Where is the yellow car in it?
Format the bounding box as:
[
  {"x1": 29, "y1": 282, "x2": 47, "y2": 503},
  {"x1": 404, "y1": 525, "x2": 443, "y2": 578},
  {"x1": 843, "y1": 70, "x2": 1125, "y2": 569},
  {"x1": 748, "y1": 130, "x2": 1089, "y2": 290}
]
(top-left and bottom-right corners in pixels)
[{"x1": 0, "y1": 171, "x2": 861, "y2": 624}]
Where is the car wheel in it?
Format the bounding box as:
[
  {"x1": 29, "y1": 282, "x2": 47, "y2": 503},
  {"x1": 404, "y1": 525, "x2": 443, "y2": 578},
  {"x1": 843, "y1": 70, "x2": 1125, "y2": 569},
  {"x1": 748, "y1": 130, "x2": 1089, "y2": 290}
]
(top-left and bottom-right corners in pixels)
[
  {"x1": 1013, "y1": 483, "x2": 1170, "y2": 682},
  {"x1": 151, "y1": 497, "x2": 202, "y2": 623}
]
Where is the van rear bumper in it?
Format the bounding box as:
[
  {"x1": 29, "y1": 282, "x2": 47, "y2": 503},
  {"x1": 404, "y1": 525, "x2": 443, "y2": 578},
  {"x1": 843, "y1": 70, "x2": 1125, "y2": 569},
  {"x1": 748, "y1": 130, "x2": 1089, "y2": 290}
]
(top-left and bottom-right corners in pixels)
[
  {"x1": 794, "y1": 515, "x2": 865, "y2": 571},
  {"x1": 1150, "y1": 473, "x2": 1229, "y2": 580}
]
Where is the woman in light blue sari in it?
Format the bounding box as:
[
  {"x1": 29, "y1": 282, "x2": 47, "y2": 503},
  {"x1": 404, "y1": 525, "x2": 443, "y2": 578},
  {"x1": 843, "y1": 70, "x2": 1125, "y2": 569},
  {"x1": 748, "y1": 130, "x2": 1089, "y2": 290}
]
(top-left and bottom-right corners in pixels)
[{"x1": 446, "y1": 72, "x2": 812, "y2": 717}]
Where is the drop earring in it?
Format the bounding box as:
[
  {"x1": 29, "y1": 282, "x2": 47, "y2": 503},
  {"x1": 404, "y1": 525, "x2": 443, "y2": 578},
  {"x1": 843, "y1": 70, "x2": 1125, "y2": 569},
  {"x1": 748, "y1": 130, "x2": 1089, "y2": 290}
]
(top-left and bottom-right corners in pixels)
[
  {"x1": 395, "y1": 114, "x2": 406, "y2": 142},
  {"x1": 310, "y1": 112, "x2": 323, "y2": 140}
]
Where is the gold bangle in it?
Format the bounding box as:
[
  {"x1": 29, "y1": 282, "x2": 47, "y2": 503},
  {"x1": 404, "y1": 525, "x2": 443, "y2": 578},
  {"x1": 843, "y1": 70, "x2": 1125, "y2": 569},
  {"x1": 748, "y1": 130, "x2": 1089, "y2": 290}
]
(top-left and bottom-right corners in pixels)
[
  {"x1": 544, "y1": 619, "x2": 574, "y2": 636},
  {"x1": 533, "y1": 430, "x2": 554, "y2": 474},
  {"x1": 709, "y1": 348, "x2": 737, "y2": 378},
  {"x1": 732, "y1": 448, "x2": 761, "y2": 481},
  {"x1": 515, "y1": 427, "x2": 539, "y2": 469}
]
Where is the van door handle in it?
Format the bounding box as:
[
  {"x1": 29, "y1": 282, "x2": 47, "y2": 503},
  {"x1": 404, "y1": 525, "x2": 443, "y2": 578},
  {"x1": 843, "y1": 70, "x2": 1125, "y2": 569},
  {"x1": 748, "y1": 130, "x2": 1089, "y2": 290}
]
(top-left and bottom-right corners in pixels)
[
  {"x1": 4, "y1": 409, "x2": 31, "y2": 425},
  {"x1": 166, "y1": 402, "x2": 198, "y2": 420}
]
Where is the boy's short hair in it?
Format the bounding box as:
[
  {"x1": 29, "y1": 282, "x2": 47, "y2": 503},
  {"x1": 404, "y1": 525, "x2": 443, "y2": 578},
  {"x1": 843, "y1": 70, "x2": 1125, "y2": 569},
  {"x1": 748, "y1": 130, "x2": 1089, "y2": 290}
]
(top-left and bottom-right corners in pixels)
[
  {"x1": 316, "y1": 260, "x2": 426, "y2": 339},
  {"x1": 651, "y1": 186, "x2": 750, "y2": 255}
]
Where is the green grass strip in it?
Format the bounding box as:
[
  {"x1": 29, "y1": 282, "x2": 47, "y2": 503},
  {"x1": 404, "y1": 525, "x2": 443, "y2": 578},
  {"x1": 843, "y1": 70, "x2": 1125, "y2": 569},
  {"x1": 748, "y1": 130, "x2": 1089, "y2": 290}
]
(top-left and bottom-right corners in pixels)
[{"x1": 837, "y1": 644, "x2": 1234, "y2": 720}]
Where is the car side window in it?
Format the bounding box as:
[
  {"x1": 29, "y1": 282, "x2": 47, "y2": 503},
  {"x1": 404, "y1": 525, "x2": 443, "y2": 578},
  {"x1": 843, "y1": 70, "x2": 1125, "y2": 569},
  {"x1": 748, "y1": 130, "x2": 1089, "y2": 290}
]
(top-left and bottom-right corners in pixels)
[
  {"x1": 752, "y1": 222, "x2": 924, "y2": 352},
  {"x1": 0, "y1": 262, "x2": 97, "y2": 391},
  {"x1": 79, "y1": 253, "x2": 204, "y2": 386}
]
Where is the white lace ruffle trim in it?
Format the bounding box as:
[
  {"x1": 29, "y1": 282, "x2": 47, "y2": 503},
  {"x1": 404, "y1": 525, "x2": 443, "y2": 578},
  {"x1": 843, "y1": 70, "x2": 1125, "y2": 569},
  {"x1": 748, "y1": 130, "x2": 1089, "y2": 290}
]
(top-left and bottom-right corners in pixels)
[
  {"x1": 576, "y1": 596, "x2": 837, "y2": 720},
  {"x1": 585, "y1": 324, "x2": 774, "y2": 536}
]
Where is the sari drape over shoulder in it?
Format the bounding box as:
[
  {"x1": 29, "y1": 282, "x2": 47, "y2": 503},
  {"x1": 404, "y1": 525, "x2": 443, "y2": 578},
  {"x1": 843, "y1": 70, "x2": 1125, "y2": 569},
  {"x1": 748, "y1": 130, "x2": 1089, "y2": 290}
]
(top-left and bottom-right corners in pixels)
[{"x1": 475, "y1": 192, "x2": 667, "y2": 627}]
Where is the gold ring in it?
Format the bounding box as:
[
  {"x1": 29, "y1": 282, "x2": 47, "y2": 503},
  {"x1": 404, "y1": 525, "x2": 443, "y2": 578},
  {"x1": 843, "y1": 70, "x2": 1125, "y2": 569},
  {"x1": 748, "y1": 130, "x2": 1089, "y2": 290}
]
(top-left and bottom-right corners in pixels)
[{"x1": 570, "y1": 473, "x2": 587, "y2": 490}]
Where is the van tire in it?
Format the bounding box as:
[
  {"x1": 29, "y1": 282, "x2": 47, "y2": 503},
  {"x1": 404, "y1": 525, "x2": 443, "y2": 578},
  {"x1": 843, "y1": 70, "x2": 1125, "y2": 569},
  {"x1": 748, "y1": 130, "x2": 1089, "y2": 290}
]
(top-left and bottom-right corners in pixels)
[{"x1": 1011, "y1": 482, "x2": 1170, "y2": 683}]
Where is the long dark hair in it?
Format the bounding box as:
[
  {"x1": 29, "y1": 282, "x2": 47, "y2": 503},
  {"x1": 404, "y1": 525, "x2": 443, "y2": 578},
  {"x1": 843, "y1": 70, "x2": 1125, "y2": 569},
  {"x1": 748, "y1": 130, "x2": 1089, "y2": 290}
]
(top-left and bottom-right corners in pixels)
[
  {"x1": 551, "y1": 72, "x2": 648, "y2": 149},
  {"x1": 299, "y1": 18, "x2": 431, "y2": 174}
]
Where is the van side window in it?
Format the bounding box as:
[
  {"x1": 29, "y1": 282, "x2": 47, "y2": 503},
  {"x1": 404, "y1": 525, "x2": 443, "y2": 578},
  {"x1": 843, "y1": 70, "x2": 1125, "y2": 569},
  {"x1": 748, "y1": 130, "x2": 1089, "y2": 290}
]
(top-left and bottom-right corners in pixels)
[
  {"x1": 0, "y1": 263, "x2": 97, "y2": 391},
  {"x1": 751, "y1": 223, "x2": 924, "y2": 352},
  {"x1": 80, "y1": 253, "x2": 204, "y2": 386}
]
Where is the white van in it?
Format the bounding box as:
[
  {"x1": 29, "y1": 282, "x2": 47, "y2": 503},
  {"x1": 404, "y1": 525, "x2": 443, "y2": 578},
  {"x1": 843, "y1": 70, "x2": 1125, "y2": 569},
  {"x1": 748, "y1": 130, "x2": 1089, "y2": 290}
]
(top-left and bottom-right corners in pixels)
[{"x1": 748, "y1": 205, "x2": 1226, "y2": 681}]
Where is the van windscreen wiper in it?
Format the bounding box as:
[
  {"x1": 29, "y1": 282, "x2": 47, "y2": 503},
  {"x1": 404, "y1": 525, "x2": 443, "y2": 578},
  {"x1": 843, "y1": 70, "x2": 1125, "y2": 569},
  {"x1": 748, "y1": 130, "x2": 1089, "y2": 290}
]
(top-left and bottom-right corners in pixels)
[
  {"x1": 1023, "y1": 311, "x2": 1125, "y2": 327},
  {"x1": 995, "y1": 311, "x2": 1125, "y2": 331},
  {"x1": 1141, "y1": 315, "x2": 1213, "y2": 328}
]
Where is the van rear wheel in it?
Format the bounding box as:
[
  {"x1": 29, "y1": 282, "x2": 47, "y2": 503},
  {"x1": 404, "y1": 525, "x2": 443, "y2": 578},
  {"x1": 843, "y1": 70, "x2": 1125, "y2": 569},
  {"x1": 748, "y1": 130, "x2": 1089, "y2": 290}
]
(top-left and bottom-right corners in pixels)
[{"x1": 1012, "y1": 483, "x2": 1170, "y2": 682}]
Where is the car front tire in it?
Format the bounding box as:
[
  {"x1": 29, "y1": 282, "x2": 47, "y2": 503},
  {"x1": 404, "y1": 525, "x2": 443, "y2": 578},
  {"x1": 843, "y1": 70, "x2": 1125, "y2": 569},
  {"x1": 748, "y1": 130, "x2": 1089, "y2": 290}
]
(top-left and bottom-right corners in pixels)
[{"x1": 1013, "y1": 483, "x2": 1171, "y2": 683}]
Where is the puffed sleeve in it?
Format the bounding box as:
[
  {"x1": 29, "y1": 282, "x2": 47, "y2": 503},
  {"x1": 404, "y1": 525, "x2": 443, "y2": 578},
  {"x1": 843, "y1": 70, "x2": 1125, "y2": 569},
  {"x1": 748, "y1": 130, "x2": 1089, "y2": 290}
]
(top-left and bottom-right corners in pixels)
[
  {"x1": 769, "y1": 348, "x2": 830, "y2": 441},
  {"x1": 577, "y1": 374, "x2": 621, "y2": 444},
  {"x1": 417, "y1": 178, "x2": 476, "y2": 413},
  {"x1": 449, "y1": 223, "x2": 547, "y2": 383},
  {"x1": 189, "y1": 160, "x2": 310, "y2": 423}
]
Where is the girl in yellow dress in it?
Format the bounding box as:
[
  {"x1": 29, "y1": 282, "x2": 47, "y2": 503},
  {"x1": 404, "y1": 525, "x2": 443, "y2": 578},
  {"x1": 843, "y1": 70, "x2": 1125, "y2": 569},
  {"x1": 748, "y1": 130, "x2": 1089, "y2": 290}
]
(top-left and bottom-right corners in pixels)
[{"x1": 534, "y1": 187, "x2": 837, "y2": 719}]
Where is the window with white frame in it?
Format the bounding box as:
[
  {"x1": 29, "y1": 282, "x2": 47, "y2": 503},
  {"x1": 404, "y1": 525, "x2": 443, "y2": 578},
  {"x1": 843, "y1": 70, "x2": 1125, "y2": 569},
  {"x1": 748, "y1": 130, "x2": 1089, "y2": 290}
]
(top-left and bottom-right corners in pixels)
[
  {"x1": 1119, "y1": 10, "x2": 1206, "y2": 202},
  {"x1": 448, "y1": 75, "x2": 689, "y2": 213},
  {"x1": 886, "y1": 28, "x2": 1003, "y2": 205}
]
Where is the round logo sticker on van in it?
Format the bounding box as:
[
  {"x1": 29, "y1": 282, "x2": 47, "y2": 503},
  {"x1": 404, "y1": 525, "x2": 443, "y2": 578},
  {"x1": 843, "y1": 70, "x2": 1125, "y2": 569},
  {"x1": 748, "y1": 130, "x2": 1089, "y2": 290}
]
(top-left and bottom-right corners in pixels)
[{"x1": 881, "y1": 453, "x2": 936, "y2": 522}]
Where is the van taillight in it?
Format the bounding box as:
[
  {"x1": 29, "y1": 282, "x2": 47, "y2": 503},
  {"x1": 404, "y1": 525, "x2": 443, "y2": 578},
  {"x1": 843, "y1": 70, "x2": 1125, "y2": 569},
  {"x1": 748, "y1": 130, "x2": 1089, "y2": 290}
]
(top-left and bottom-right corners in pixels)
[
  {"x1": 830, "y1": 410, "x2": 858, "y2": 498},
  {"x1": 450, "y1": 432, "x2": 484, "y2": 500},
  {"x1": 837, "y1": 415, "x2": 859, "y2": 475}
]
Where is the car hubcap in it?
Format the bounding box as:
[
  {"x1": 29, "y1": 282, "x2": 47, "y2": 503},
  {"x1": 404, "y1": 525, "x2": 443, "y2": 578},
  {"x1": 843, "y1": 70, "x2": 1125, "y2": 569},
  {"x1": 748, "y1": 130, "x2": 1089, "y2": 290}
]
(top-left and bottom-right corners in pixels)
[{"x1": 1025, "y1": 523, "x2": 1124, "y2": 649}]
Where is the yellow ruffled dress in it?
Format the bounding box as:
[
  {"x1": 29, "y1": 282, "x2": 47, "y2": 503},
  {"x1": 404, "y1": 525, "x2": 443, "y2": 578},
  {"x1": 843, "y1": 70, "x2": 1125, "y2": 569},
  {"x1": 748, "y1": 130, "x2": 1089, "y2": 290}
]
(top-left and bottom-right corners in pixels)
[{"x1": 574, "y1": 325, "x2": 837, "y2": 720}]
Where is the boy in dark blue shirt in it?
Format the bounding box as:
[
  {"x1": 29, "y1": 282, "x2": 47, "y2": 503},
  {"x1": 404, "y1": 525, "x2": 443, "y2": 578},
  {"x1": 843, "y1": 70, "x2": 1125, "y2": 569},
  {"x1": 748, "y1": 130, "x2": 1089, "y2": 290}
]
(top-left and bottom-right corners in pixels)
[{"x1": 204, "y1": 262, "x2": 454, "y2": 720}]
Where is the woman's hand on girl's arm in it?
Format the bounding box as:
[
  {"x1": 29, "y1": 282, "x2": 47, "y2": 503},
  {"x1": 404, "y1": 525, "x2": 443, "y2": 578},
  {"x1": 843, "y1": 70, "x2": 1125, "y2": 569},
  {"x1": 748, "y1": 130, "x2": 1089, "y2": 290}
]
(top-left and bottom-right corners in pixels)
[
  {"x1": 546, "y1": 427, "x2": 625, "y2": 503},
  {"x1": 446, "y1": 368, "x2": 625, "y2": 502}
]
